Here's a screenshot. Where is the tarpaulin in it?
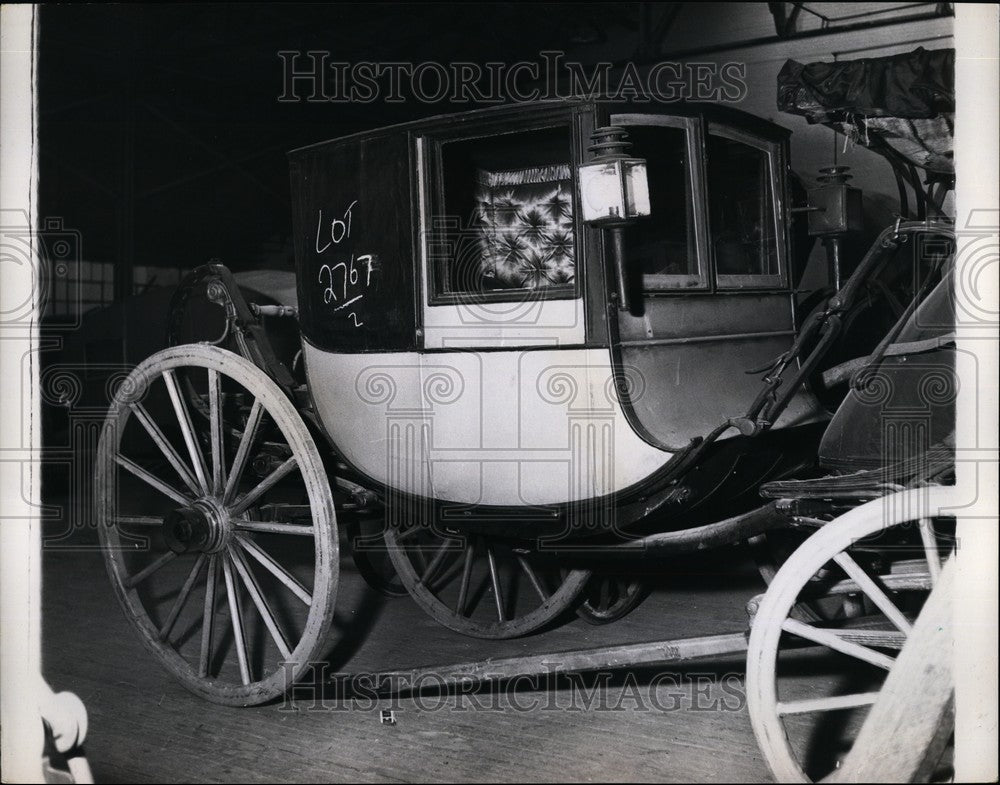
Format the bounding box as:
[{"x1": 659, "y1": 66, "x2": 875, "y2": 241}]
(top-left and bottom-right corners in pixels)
[{"x1": 777, "y1": 47, "x2": 954, "y2": 174}]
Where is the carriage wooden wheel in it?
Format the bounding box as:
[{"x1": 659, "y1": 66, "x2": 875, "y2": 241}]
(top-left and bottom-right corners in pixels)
[
  {"x1": 383, "y1": 522, "x2": 591, "y2": 639},
  {"x1": 576, "y1": 573, "x2": 646, "y2": 625},
  {"x1": 345, "y1": 516, "x2": 408, "y2": 598},
  {"x1": 746, "y1": 488, "x2": 955, "y2": 782},
  {"x1": 749, "y1": 530, "x2": 861, "y2": 624},
  {"x1": 96, "y1": 345, "x2": 338, "y2": 706}
]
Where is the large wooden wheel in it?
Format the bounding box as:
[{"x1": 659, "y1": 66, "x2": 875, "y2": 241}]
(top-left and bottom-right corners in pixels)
[
  {"x1": 749, "y1": 530, "x2": 860, "y2": 624},
  {"x1": 576, "y1": 573, "x2": 646, "y2": 625},
  {"x1": 96, "y1": 345, "x2": 338, "y2": 706},
  {"x1": 746, "y1": 488, "x2": 956, "y2": 782},
  {"x1": 346, "y1": 516, "x2": 407, "y2": 598},
  {"x1": 383, "y1": 521, "x2": 590, "y2": 639}
]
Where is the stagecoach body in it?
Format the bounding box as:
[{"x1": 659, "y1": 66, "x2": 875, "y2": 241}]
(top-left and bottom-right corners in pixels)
[{"x1": 290, "y1": 100, "x2": 825, "y2": 511}]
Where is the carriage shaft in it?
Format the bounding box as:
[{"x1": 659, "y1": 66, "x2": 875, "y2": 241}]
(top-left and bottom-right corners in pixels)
[{"x1": 365, "y1": 632, "x2": 749, "y2": 696}]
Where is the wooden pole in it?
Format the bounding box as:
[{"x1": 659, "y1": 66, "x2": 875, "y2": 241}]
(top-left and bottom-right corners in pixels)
[{"x1": 827, "y1": 558, "x2": 956, "y2": 783}]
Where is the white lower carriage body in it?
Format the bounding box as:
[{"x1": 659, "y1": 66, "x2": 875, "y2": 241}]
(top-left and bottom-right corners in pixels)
[{"x1": 304, "y1": 344, "x2": 673, "y2": 507}]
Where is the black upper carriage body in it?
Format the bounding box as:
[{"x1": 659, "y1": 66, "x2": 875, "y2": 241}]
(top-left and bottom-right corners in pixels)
[{"x1": 285, "y1": 97, "x2": 836, "y2": 537}]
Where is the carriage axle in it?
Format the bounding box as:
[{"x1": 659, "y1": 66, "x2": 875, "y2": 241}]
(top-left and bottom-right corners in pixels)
[{"x1": 163, "y1": 502, "x2": 230, "y2": 555}]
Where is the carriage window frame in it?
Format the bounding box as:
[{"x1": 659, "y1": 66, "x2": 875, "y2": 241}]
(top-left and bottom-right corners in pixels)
[
  {"x1": 611, "y1": 113, "x2": 710, "y2": 292},
  {"x1": 419, "y1": 115, "x2": 583, "y2": 307},
  {"x1": 706, "y1": 123, "x2": 788, "y2": 291}
]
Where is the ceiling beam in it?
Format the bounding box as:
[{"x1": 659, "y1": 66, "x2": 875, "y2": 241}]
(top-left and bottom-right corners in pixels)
[{"x1": 638, "y1": 2, "x2": 684, "y2": 59}]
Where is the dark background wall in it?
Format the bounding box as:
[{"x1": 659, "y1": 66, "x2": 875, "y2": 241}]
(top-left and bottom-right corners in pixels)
[
  {"x1": 38, "y1": 2, "x2": 954, "y2": 314},
  {"x1": 38, "y1": 2, "x2": 639, "y2": 296}
]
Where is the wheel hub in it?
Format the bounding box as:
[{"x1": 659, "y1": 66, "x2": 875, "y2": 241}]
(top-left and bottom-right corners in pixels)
[{"x1": 163, "y1": 500, "x2": 229, "y2": 554}]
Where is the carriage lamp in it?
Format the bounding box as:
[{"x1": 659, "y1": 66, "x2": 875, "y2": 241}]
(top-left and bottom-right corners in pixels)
[
  {"x1": 578, "y1": 126, "x2": 650, "y2": 310},
  {"x1": 578, "y1": 127, "x2": 651, "y2": 224},
  {"x1": 793, "y1": 165, "x2": 863, "y2": 290}
]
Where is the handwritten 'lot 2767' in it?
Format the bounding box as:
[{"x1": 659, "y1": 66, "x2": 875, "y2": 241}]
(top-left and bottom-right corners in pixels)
[{"x1": 315, "y1": 200, "x2": 375, "y2": 328}]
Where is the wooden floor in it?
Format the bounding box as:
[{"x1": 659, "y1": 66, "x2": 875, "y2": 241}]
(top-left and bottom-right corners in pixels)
[{"x1": 42, "y1": 513, "x2": 778, "y2": 783}]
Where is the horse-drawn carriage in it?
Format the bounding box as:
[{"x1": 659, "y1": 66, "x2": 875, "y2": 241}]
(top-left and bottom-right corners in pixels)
[{"x1": 95, "y1": 92, "x2": 959, "y2": 781}]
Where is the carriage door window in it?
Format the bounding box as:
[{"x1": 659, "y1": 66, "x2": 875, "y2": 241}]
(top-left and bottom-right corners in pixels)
[
  {"x1": 613, "y1": 116, "x2": 707, "y2": 290},
  {"x1": 707, "y1": 126, "x2": 785, "y2": 289},
  {"x1": 432, "y1": 125, "x2": 576, "y2": 301}
]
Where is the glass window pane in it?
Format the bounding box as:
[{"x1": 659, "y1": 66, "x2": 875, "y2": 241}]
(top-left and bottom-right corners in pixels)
[
  {"x1": 707, "y1": 132, "x2": 779, "y2": 278},
  {"x1": 622, "y1": 125, "x2": 698, "y2": 284},
  {"x1": 435, "y1": 126, "x2": 575, "y2": 298}
]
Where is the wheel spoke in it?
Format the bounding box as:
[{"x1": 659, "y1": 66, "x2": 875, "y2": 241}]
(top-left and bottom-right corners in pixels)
[
  {"x1": 486, "y1": 545, "x2": 505, "y2": 622},
  {"x1": 517, "y1": 556, "x2": 549, "y2": 602},
  {"x1": 129, "y1": 402, "x2": 202, "y2": 496},
  {"x1": 394, "y1": 525, "x2": 423, "y2": 543},
  {"x1": 455, "y1": 542, "x2": 474, "y2": 616},
  {"x1": 777, "y1": 691, "x2": 880, "y2": 716},
  {"x1": 222, "y1": 553, "x2": 252, "y2": 686},
  {"x1": 162, "y1": 369, "x2": 210, "y2": 494},
  {"x1": 420, "y1": 539, "x2": 452, "y2": 585},
  {"x1": 233, "y1": 533, "x2": 312, "y2": 605},
  {"x1": 230, "y1": 546, "x2": 292, "y2": 660},
  {"x1": 124, "y1": 550, "x2": 177, "y2": 589},
  {"x1": 599, "y1": 577, "x2": 611, "y2": 610},
  {"x1": 199, "y1": 555, "x2": 218, "y2": 678},
  {"x1": 208, "y1": 369, "x2": 227, "y2": 495},
  {"x1": 232, "y1": 519, "x2": 315, "y2": 536},
  {"x1": 918, "y1": 518, "x2": 942, "y2": 584},
  {"x1": 223, "y1": 398, "x2": 264, "y2": 504},
  {"x1": 158, "y1": 553, "x2": 207, "y2": 641},
  {"x1": 782, "y1": 618, "x2": 895, "y2": 670},
  {"x1": 116, "y1": 455, "x2": 191, "y2": 506},
  {"x1": 410, "y1": 539, "x2": 429, "y2": 574},
  {"x1": 229, "y1": 456, "x2": 298, "y2": 516},
  {"x1": 833, "y1": 552, "x2": 912, "y2": 634},
  {"x1": 115, "y1": 515, "x2": 164, "y2": 527}
]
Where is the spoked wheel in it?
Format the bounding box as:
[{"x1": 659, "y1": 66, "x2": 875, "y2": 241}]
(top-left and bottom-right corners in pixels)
[
  {"x1": 96, "y1": 345, "x2": 338, "y2": 706},
  {"x1": 749, "y1": 529, "x2": 864, "y2": 624},
  {"x1": 383, "y1": 522, "x2": 590, "y2": 639},
  {"x1": 576, "y1": 574, "x2": 646, "y2": 625},
  {"x1": 346, "y1": 516, "x2": 407, "y2": 598},
  {"x1": 746, "y1": 488, "x2": 956, "y2": 782}
]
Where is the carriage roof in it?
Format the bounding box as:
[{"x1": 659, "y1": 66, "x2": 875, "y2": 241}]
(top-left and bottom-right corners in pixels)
[{"x1": 288, "y1": 98, "x2": 791, "y2": 156}]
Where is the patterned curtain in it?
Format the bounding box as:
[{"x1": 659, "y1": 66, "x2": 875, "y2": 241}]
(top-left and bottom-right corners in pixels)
[{"x1": 473, "y1": 164, "x2": 575, "y2": 289}]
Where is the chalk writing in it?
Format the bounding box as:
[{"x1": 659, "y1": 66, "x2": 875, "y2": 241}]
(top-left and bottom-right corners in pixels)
[
  {"x1": 314, "y1": 200, "x2": 378, "y2": 328},
  {"x1": 316, "y1": 253, "x2": 375, "y2": 326},
  {"x1": 314, "y1": 200, "x2": 358, "y2": 254},
  {"x1": 319, "y1": 253, "x2": 374, "y2": 302}
]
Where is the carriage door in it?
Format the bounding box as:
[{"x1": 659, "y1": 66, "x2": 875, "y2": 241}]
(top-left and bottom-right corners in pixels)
[
  {"x1": 608, "y1": 113, "x2": 820, "y2": 450},
  {"x1": 410, "y1": 110, "x2": 628, "y2": 506}
]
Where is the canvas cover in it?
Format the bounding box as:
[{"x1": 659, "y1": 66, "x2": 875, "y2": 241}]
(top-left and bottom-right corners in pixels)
[{"x1": 777, "y1": 47, "x2": 955, "y2": 174}]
